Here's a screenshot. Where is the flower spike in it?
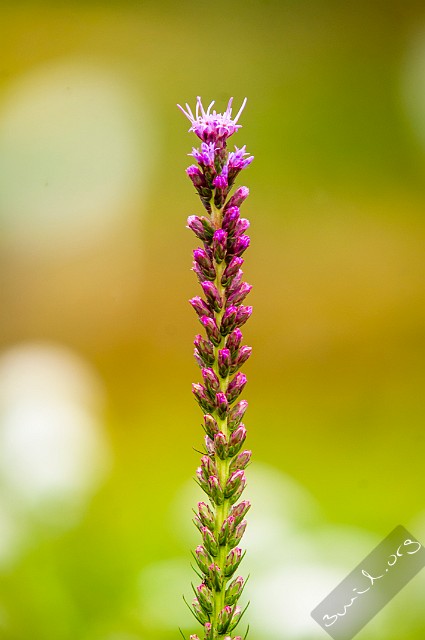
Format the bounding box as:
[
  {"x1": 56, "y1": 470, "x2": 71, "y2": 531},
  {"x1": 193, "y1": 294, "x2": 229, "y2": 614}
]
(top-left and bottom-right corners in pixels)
[{"x1": 180, "y1": 96, "x2": 253, "y2": 639}]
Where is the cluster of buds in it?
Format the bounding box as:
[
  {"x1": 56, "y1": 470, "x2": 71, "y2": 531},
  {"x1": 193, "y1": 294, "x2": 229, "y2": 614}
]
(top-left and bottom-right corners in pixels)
[{"x1": 178, "y1": 97, "x2": 253, "y2": 640}]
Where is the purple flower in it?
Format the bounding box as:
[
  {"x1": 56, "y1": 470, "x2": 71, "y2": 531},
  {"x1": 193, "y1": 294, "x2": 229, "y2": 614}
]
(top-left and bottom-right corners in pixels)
[
  {"x1": 228, "y1": 145, "x2": 254, "y2": 171},
  {"x1": 178, "y1": 96, "x2": 248, "y2": 143},
  {"x1": 180, "y1": 96, "x2": 253, "y2": 639}
]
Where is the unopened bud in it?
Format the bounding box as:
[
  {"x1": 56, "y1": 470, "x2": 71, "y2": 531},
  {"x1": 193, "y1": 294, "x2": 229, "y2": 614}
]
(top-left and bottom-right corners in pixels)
[
  {"x1": 224, "y1": 186, "x2": 249, "y2": 210},
  {"x1": 189, "y1": 296, "x2": 213, "y2": 319},
  {"x1": 228, "y1": 425, "x2": 247, "y2": 456},
  {"x1": 225, "y1": 576, "x2": 244, "y2": 606},
  {"x1": 216, "y1": 392, "x2": 228, "y2": 419},
  {"x1": 227, "y1": 282, "x2": 252, "y2": 306},
  {"x1": 218, "y1": 348, "x2": 231, "y2": 378},
  {"x1": 193, "y1": 248, "x2": 216, "y2": 280},
  {"x1": 226, "y1": 328, "x2": 243, "y2": 355},
  {"x1": 229, "y1": 500, "x2": 251, "y2": 525},
  {"x1": 196, "y1": 582, "x2": 213, "y2": 613},
  {"x1": 212, "y1": 229, "x2": 227, "y2": 263},
  {"x1": 228, "y1": 520, "x2": 247, "y2": 548},
  {"x1": 194, "y1": 545, "x2": 211, "y2": 574},
  {"x1": 220, "y1": 305, "x2": 238, "y2": 336},
  {"x1": 208, "y1": 562, "x2": 223, "y2": 591},
  {"x1": 202, "y1": 526, "x2": 219, "y2": 557},
  {"x1": 221, "y1": 256, "x2": 244, "y2": 286},
  {"x1": 187, "y1": 215, "x2": 214, "y2": 243},
  {"x1": 224, "y1": 547, "x2": 243, "y2": 577},
  {"x1": 214, "y1": 431, "x2": 228, "y2": 460},
  {"x1": 202, "y1": 367, "x2": 220, "y2": 395},
  {"x1": 225, "y1": 470, "x2": 246, "y2": 499},
  {"x1": 218, "y1": 515, "x2": 236, "y2": 545},
  {"x1": 194, "y1": 335, "x2": 215, "y2": 366},
  {"x1": 229, "y1": 449, "x2": 252, "y2": 472},
  {"x1": 230, "y1": 345, "x2": 252, "y2": 373},
  {"x1": 222, "y1": 206, "x2": 240, "y2": 234},
  {"x1": 226, "y1": 372, "x2": 247, "y2": 404},
  {"x1": 228, "y1": 400, "x2": 248, "y2": 430},
  {"x1": 203, "y1": 414, "x2": 219, "y2": 437},
  {"x1": 200, "y1": 315, "x2": 221, "y2": 346},
  {"x1": 217, "y1": 606, "x2": 233, "y2": 634},
  {"x1": 234, "y1": 305, "x2": 252, "y2": 329},
  {"x1": 208, "y1": 475, "x2": 224, "y2": 505},
  {"x1": 201, "y1": 281, "x2": 223, "y2": 312},
  {"x1": 192, "y1": 598, "x2": 209, "y2": 624},
  {"x1": 198, "y1": 502, "x2": 215, "y2": 530},
  {"x1": 192, "y1": 383, "x2": 216, "y2": 413}
]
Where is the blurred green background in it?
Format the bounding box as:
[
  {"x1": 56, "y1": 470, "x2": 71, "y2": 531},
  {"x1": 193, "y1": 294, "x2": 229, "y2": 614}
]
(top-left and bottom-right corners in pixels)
[{"x1": 0, "y1": 1, "x2": 425, "y2": 639}]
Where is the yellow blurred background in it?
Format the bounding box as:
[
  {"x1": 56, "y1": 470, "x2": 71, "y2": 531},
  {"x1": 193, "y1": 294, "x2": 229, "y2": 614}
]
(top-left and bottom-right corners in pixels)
[{"x1": 0, "y1": 1, "x2": 424, "y2": 639}]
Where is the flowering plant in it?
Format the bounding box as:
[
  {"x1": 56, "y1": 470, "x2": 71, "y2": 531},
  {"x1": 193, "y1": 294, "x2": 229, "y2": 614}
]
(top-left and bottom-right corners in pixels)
[{"x1": 178, "y1": 97, "x2": 254, "y2": 640}]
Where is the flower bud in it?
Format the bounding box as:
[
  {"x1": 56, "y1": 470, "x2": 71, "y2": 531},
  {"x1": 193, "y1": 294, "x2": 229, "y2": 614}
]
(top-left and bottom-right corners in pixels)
[
  {"x1": 198, "y1": 502, "x2": 215, "y2": 529},
  {"x1": 225, "y1": 576, "x2": 244, "y2": 606},
  {"x1": 193, "y1": 248, "x2": 216, "y2": 280},
  {"x1": 189, "y1": 296, "x2": 213, "y2": 319},
  {"x1": 200, "y1": 316, "x2": 221, "y2": 346},
  {"x1": 220, "y1": 305, "x2": 238, "y2": 336},
  {"x1": 235, "y1": 305, "x2": 253, "y2": 329},
  {"x1": 229, "y1": 500, "x2": 251, "y2": 525},
  {"x1": 229, "y1": 449, "x2": 252, "y2": 472},
  {"x1": 226, "y1": 328, "x2": 243, "y2": 355},
  {"x1": 203, "y1": 414, "x2": 219, "y2": 437},
  {"x1": 230, "y1": 234, "x2": 250, "y2": 257},
  {"x1": 187, "y1": 215, "x2": 214, "y2": 243},
  {"x1": 192, "y1": 383, "x2": 216, "y2": 413},
  {"x1": 194, "y1": 348, "x2": 204, "y2": 369},
  {"x1": 202, "y1": 367, "x2": 220, "y2": 395},
  {"x1": 226, "y1": 373, "x2": 247, "y2": 404},
  {"x1": 201, "y1": 454, "x2": 216, "y2": 479},
  {"x1": 208, "y1": 562, "x2": 223, "y2": 591},
  {"x1": 235, "y1": 217, "x2": 250, "y2": 236},
  {"x1": 194, "y1": 545, "x2": 211, "y2": 574},
  {"x1": 228, "y1": 400, "x2": 248, "y2": 430},
  {"x1": 194, "y1": 335, "x2": 215, "y2": 366},
  {"x1": 215, "y1": 392, "x2": 228, "y2": 419},
  {"x1": 218, "y1": 348, "x2": 231, "y2": 378},
  {"x1": 221, "y1": 256, "x2": 244, "y2": 286},
  {"x1": 228, "y1": 520, "x2": 247, "y2": 548},
  {"x1": 228, "y1": 425, "x2": 247, "y2": 457},
  {"x1": 208, "y1": 475, "x2": 224, "y2": 505},
  {"x1": 227, "y1": 268, "x2": 243, "y2": 294},
  {"x1": 212, "y1": 229, "x2": 227, "y2": 263},
  {"x1": 214, "y1": 431, "x2": 228, "y2": 460},
  {"x1": 205, "y1": 435, "x2": 215, "y2": 455},
  {"x1": 224, "y1": 547, "x2": 244, "y2": 577},
  {"x1": 222, "y1": 206, "x2": 240, "y2": 234},
  {"x1": 225, "y1": 186, "x2": 249, "y2": 210},
  {"x1": 196, "y1": 466, "x2": 209, "y2": 492},
  {"x1": 228, "y1": 605, "x2": 243, "y2": 632},
  {"x1": 217, "y1": 606, "x2": 233, "y2": 634},
  {"x1": 204, "y1": 623, "x2": 213, "y2": 640},
  {"x1": 187, "y1": 164, "x2": 206, "y2": 188},
  {"x1": 202, "y1": 526, "x2": 219, "y2": 557},
  {"x1": 218, "y1": 515, "x2": 236, "y2": 545},
  {"x1": 201, "y1": 281, "x2": 223, "y2": 312},
  {"x1": 190, "y1": 634, "x2": 201, "y2": 640},
  {"x1": 230, "y1": 345, "x2": 252, "y2": 373},
  {"x1": 225, "y1": 470, "x2": 246, "y2": 499},
  {"x1": 227, "y1": 283, "x2": 252, "y2": 306},
  {"x1": 196, "y1": 582, "x2": 213, "y2": 613},
  {"x1": 192, "y1": 598, "x2": 209, "y2": 624},
  {"x1": 193, "y1": 514, "x2": 204, "y2": 532}
]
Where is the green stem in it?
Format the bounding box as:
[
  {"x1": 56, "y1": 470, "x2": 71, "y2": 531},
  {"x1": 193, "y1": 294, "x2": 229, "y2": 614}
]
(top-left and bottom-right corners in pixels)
[{"x1": 210, "y1": 202, "x2": 231, "y2": 635}]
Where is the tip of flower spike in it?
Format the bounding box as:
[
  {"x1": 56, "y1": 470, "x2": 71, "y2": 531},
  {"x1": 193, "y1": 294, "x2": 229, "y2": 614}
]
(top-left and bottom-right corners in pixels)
[{"x1": 177, "y1": 97, "x2": 248, "y2": 143}]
